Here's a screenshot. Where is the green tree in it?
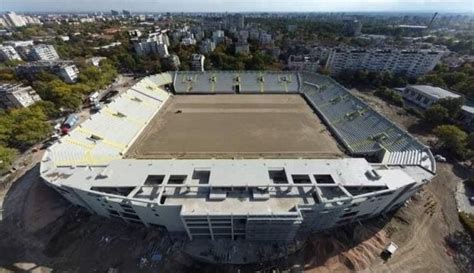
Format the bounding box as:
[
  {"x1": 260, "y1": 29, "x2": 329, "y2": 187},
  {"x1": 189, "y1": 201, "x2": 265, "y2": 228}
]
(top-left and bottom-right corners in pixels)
[
  {"x1": 0, "y1": 145, "x2": 17, "y2": 173},
  {"x1": 424, "y1": 104, "x2": 449, "y2": 125},
  {"x1": 468, "y1": 133, "x2": 474, "y2": 150},
  {"x1": 434, "y1": 125, "x2": 468, "y2": 158},
  {"x1": 434, "y1": 97, "x2": 465, "y2": 119},
  {"x1": 9, "y1": 108, "x2": 52, "y2": 148},
  {"x1": 0, "y1": 114, "x2": 13, "y2": 145},
  {"x1": 31, "y1": 101, "x2": 61, "y2": 119},
  {"x1": 417, "y1": 74, "x2": 446, "y2": 88}
]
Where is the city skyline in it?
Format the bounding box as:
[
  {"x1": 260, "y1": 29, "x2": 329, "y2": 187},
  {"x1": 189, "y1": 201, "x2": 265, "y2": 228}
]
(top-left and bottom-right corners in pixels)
[{"x1": 1, "y1": 0, "x2": 473, "y2": 13}]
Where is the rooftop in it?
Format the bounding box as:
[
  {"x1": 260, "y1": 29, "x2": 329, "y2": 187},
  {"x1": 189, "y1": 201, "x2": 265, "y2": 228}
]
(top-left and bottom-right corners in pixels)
[
  {"x1": 173, "y1": 71, "x2": 300, "y2": 94},
  {"x1": 408, "y1": 85, "x2": 461, "y2": 100}
]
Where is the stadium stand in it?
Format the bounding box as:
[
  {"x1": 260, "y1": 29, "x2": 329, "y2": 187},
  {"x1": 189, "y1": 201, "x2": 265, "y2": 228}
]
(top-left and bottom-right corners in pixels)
[
  {"x1": 300, "y1": 72, "x2": 435, "y2": 172},
  {"x1": 42, "y1": 73, "x2": 170, "y2": 168}
]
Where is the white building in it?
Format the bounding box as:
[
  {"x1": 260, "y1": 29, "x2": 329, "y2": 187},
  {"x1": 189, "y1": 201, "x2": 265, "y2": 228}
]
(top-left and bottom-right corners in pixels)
[
  {"x1": 29, "y1": 44, "x2": 60, "y2": 61},
  {"x1": 235, "y1": 41, "x2": 250, "y2": 55},
  {"x1": 259, "y1": 33, "x2": 273, "y2": 45},
  {"x1": 287, "y1": 55, "x2": 319, "y2": 71},
  {"x1": 401, "y1": 85, "x2": 461, "y2": 109},
  {"x1": 191, "y1": 54, "x2": 205, "y2": 72},
  {"x1": 200, "y1": 39, "x2": 216, "y2": 54},
  {"x1": 212, "y1": 30, "x2": 225, "y2": 44},
  {"x1": 181, "y1": 37, "x2": 197, "y2": 46},
  {"x1": 0, "y1": 83, "x2": 41, "y2": 108},
  {"x1": 460, "y1": 105, "x2": 474, "y2": 132},
  {"x1": 133, "y1": 35, "x2": 170, "y2": 58},
  {"x1": 167, "y1": 54, "x2": 181, "y2": 69},
  {"x1": 0, "y1": 45, "x2": 22, "y2": 61},
  {"x1": 57, "y1": 64, "x2": 80, "y2": 83},
  {"x1": 326, "y1": 48, "x2": 444, "y2": 77},
  {"x1": 3, "y1": 12, "x2": 27, "y2": 27},
  {"x1": 87, "y1": 56, "x2": 107, "y2": 67},
  {"x1": 16, "y1": 61, "x2": 79, "y2": 83}
]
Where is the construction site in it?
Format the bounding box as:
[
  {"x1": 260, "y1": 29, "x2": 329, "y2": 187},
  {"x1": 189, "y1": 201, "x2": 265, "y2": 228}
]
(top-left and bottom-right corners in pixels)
[{"x1": 0, "y1": 71, "x2": 472, "y2": 272}]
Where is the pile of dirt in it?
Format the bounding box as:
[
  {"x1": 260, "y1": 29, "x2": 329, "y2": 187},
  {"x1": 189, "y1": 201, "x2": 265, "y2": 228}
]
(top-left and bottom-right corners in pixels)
[{"x1": 303, "y1": 224, "x2": 389, "y2": 273}]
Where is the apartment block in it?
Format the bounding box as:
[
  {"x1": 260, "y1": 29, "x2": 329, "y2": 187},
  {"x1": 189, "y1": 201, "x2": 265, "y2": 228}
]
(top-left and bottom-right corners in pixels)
[
  {"x1": 326, "y1": 48, "x2": 444, "y2": 77},
  {"x1": 0, "y1": 83, "x2": 41, "y2": 108}
]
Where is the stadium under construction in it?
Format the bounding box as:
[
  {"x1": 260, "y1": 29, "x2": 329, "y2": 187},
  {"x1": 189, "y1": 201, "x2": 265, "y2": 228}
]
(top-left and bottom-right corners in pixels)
[{"x1": 40, "y1": 71, "x2": 436, "y2": 242}]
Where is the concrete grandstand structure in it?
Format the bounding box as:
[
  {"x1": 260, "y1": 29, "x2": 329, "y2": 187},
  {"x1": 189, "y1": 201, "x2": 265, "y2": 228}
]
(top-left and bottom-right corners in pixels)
[{"x1": 40, "y1": 71, "x2": 435, "y2": 242}]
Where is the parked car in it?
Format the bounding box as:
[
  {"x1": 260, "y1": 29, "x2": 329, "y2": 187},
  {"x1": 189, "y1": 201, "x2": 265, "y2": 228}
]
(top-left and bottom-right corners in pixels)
[{"x1": 60, "y1": 114, "x2": 79, "y2": 135}]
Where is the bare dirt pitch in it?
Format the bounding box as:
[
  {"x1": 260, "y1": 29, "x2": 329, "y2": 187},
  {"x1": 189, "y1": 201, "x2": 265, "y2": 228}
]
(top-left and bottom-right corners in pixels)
[{"x1": 126, "y1": 94, "x2": 344, "y2": 159}]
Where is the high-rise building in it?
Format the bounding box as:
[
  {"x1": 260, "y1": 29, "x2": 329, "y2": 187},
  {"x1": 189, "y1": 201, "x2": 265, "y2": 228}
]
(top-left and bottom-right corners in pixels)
[
  {"x1": 0, "y1": 45, "x2": 22, "y2": 61},
  {"x1": 343, "y1": 19, "x2": 363, "y2": 36},
  {"x1": 122, "y1": 10, "x2": 131, "y2": 17},
  {"x1": 111, "y1": 10, "x2": 120, "y2": 16},
  {"x1": 133, "y1": 34, "x2": 170, "y2": 58},
  {"x1": 235, "y1": 41, "x2": 250, "y2": 55},
  {"x1": 200, "y1": 39, "x2": 216, "y2": 54},
  {"x1": 29, "y1": 44, "x2": 60, "y2": 61},
  {"x1": 16, "y1": 61, "x2": 79, "y2": 83},
  {"x1": 191, "y1": 54, "x2": 205, "y2": 72},
  {"x1": 4, "y1": 12, "x2": 27, "y2": 27},
  {"x1": 0, "y1": 83, "x2": 41, "y2": 109},
  {"x1": 226, "y1": 14, "x2": 245, "y2": 30},
  {"x1": 1, "y1": 12, "x2": 40, "y2": 28},
  {"x1": 167, "y1": 54, "x2": 181, "y2": 70},
  {"x1": 259, "y1": 33, "x2": 273, "y2": 45},
  {"x1": 212, "y1": 30, "x2": 225, "y2": 44},
  {"x1": 325, "y1": 48, "x2": 444, "y2": 77}
]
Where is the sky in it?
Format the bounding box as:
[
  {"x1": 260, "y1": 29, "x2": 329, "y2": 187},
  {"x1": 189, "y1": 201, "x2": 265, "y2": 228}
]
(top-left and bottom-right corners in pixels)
[{"x1": 1, "y1": 0, "x2": 473, "y2": 13}]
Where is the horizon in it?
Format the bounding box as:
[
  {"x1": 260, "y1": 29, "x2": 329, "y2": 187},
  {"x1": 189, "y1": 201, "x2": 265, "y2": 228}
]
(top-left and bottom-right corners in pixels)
[{"x1": 1, "y1": 0, "x2": 473, "y2": 13}]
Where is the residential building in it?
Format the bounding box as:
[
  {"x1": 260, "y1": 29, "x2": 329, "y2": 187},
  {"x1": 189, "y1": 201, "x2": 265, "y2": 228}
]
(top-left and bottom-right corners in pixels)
[
  {"x1": 259, "y1": 33, "x2": 273, "y2": 45},
  {"x1": 29, "y1": 44, "x2": 60, "y2": 61},
  {"x1": 133, "y1": 34, "x2": 170, "y2": 57},
  {"x1": 235, "y1": 41, "x2": 250, "y2": 55},
  {"x1": 3, "y1": 12, "x2": 26, "y2": 27},
  {"x1": 325, "y1": 48, "x2": 444, "y2": 77},
  {"x1": 191, "y1": 54, "x2": 205, "y2": 72},
  {"x1": 0, "y1": 45, "x2": 22, "y2": 61},
  {"x1": 460, "y1": 105, "x2": 474, "y2": 132},
  {"x1": 249, "y1": 29, "x2": 260, "y2": 40},
  {"x1": 226, "y1": 14, "x2": 245, "y2": 30},
  {"x1": 288, "y1": 55, "x2": 320, "y2": 71},
  {"x1": 128, "y1": 29, "x2": 142, "y2": 38},
  {"x1": 238, "y1": 30, "x2": 249, "y2": 41},
  {"x1": 167, "y1": 54, "x2": 181, "y2": 70},
  {"x1": 87, "y1": 56, "x2": 107, "y2": 67},
  {"x1": 401, "y1": 85, "x2": 461, "y2": 109},
  {"x1": 0, "y1": 83, "x2": 41, "y2": 108},
  {"x1": 212, "y1": 30, "x2": 225, "y2": 44},
  {"x1": 343, "y1": 19, "x2": 363, "y2": 36},
  {"x1": 200, "y1": 39, "x2": 216, "y2": 54},
  {"x1": 181, "y1": 37, "x2": 197, "y2": 46},
  {"x1": 16, "y1": 61, "x2": 79, "y2": 83}
]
